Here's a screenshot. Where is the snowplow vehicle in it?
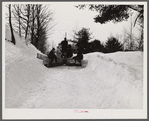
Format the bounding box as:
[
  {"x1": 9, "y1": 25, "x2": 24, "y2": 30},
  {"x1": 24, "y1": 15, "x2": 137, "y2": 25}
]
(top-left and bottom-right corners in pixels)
[
  {"x1": 37, "y1": 50, "x2": 83, "y2": 68},
  {"x1": 37, "y1": 35, "x2": 83, "y2": 67}
]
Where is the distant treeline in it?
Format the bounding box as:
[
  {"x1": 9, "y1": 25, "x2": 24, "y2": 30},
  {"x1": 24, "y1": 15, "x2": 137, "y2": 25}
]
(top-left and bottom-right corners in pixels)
[{"x1": 66, "y1": 27, "x2": 143, "y2": 54}]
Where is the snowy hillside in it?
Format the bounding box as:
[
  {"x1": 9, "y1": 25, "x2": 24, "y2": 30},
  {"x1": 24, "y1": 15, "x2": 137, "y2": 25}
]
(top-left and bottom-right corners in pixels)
[{"x1": 4, "y1": 26, "x2": 143, "y2": 109}]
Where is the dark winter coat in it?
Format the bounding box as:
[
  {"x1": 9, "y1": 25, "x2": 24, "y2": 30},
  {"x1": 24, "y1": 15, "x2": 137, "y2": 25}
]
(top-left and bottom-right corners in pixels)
[
  {"x1": 66, "y1": 45, "x2": 73, "y2": 58},
  {"x1": 73, "y1": 50, "x2": 83, "y2": 62},
  {"x1": 61, "y1": 39, "x2": 68, "y2": 53},
  {"x1": 77, "y1": 51, "x2": 83, "y2": 60},
  {"x1": 48, "y1": 49, "x2": 56, "y2": 59}
]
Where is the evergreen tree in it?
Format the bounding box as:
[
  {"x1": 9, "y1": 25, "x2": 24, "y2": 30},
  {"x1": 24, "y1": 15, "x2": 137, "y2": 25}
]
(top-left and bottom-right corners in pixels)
[
  {"x1": 89, "y1": 39, "x2": 104, "y2": 52},
  {"x1": 76, "y1": 5, "x2": 143, "y2": 26},
  {"x1": 74, "y1": 28, "x2": 92, "y2": 53},
  {"x1": 105, "y1": 37, "x2": 123, "y2": 53},
  {"x1": 76, "y1": 4, "x2": 144, "y2": 52}
]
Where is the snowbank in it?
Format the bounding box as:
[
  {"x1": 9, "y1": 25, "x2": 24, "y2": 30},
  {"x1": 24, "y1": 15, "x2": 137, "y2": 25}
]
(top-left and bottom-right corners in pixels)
[
  {"x1": 5, "y1": 26, "x2": 46, "y2": 107},
  {"x1": 82, "y1": 52, "x2": 143, "y2": 108},
  {"x1": 5, "y1": 25, "x2": 143, "y2": 109}
]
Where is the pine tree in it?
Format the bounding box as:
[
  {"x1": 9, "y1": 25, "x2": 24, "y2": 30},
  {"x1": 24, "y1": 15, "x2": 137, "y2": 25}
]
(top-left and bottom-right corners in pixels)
[
  {"x1": 105, "y1": 37, "x2": 123, "y2": 53},
  {"x1": 73, "y1": 28, "x2": 92, "y2": 53}
]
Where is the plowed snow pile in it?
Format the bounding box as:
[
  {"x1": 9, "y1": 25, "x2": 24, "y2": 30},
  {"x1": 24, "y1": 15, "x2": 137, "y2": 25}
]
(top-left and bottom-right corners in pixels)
[{"x1": 4, "y1": 26, "x2": 143, "y2": 109}]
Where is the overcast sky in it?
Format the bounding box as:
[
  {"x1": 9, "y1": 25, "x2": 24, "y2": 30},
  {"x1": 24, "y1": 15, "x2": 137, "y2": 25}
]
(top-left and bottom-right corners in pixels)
[{"x1": 47, "y1": 2, "x2": 139, "y2": 48}]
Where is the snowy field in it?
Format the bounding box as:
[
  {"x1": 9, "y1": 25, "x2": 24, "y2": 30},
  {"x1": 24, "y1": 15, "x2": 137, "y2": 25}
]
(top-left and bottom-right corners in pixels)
[{"x1": 4, "y1": 26, "x2": 143, "y2": 109}]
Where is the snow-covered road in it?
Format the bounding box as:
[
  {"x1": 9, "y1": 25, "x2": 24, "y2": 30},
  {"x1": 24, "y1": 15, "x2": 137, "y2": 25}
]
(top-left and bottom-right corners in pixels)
[
  {"x1": 5, "y1": 46, "x2": 143, "y2": 109},
  {"x1": 18, "y1": 66, "x2": 101, "y2": 108},
  {"x1": 4, "y1": 24, "x2": 144, "y2": 109}
]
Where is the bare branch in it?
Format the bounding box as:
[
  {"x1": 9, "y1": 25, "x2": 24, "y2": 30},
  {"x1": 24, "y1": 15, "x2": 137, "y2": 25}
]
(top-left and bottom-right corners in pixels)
[
  {"x1": 133, "y1": 12, "x2": 142, "y2": 27},
  {"x1": 128, "y1": 5, "x2": 143, "y2": 13}
]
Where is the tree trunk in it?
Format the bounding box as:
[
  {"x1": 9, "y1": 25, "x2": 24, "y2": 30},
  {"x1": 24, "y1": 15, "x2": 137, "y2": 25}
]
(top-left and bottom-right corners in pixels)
[
  {"x1": 9, "y1": 4, "x2": 16, "y2": 45},
  {"x1": 36, "y1": 5, "x2": 41, "y2": 48},
  {"x1": 31, "y1": 5, "x2": 35, "y2": 45},
  {"x1": 18, "y1": 5, "x2": 21, "y2": 37},
  {"x1": 25, "y1": 4, "x2": 30, "y2": 39}
]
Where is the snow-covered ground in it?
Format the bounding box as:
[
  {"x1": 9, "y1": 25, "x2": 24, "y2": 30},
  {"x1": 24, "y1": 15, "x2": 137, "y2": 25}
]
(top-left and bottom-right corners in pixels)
[{"x1": 4, "y1": 26, "x2": 143, "y2": 109}]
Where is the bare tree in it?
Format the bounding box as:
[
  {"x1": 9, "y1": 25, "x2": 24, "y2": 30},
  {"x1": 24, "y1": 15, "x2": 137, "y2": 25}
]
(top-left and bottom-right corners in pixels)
[
  {"x1": 123, "y1": 11, "x2": 143, "y2": 51},
  {"x1": 12, "y1": 4, "x2": 22, "y2": 37},
  {"x1": 34, "y1": 4, "x2": 54, "y2": 53},
  {"x1": 24, "y1": 4, "x2": 31, "y2": 39},
  {"x1": 19, "y1": 4, "x2": 32, "y2": 39},
  {"x1": 13, "y1": 4, "x2": 32, "y2": 39},
  {"x1": 136, "y1": 14, "x2": 144, "y2": 51},
  {"x1": 30, "y1": 4, "x2": 36, "y2": 45},
  {"x1": 9, "y1": 4, "x2": 16, "y2": 45},
  {"x1": 6, "y1": 4, "x2": 54, "y2": 53},
  {"x1": 123, "y1": 13, "x2": 137, "y2": 50}
]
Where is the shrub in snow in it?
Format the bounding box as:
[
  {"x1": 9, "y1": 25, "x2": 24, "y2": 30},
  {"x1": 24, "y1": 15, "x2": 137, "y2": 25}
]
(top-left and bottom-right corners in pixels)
[{"x1": 105, "y1": 37, "x2": 123, "y2": 53}]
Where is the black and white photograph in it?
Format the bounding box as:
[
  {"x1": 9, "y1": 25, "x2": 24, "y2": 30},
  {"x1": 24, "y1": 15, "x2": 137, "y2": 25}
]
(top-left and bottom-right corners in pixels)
[{"x1": 2, "y1": 1, "x2": 147, "y2": 119}]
